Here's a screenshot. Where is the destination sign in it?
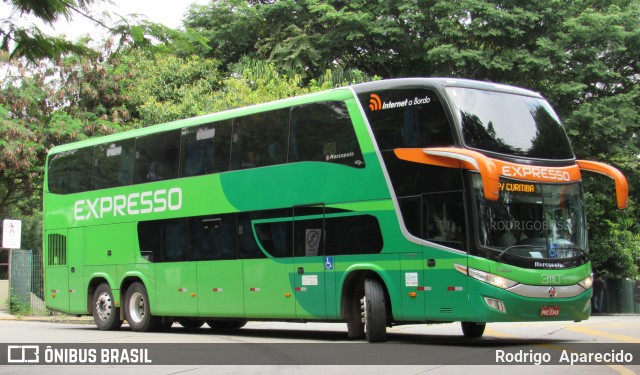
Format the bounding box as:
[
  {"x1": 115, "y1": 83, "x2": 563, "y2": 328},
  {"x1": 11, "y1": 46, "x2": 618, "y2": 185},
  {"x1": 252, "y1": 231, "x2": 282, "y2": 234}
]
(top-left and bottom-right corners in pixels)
[{"x1": 499, "y1": 182, "x2": 536, "y2": 193}]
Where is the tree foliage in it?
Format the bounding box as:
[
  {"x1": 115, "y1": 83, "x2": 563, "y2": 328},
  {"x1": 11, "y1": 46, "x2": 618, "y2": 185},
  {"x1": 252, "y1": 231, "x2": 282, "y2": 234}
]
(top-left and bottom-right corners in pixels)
[{"x1": 1, "y1": 0, "x2": 103, "y2": 60}]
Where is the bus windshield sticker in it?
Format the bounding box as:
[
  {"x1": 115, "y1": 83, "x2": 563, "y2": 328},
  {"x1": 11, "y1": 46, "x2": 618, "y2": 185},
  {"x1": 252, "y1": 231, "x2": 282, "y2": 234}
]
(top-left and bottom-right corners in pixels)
[
  {"x1": 106, "y1": 145, "x2": 122, "y2": 157},
  {"x1": 196, "y1": 128, "x2": 216, "y2": 141}
]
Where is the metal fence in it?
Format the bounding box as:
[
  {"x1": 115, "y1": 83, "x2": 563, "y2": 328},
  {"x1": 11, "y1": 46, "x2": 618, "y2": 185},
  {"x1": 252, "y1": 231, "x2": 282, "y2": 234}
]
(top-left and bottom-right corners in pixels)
[{"x1": 9, "y1": 249, "x2": 47, "y2": 316}]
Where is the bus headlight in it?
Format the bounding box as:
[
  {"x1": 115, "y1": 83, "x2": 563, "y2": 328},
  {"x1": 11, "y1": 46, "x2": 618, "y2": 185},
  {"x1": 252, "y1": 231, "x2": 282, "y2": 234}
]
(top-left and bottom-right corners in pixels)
[
  {"x1": 454, "y1": 264, "x2": 518, "y2": 289},
  {"x1": 578, "y1": 275, "x2": 593, "y2": 289}
]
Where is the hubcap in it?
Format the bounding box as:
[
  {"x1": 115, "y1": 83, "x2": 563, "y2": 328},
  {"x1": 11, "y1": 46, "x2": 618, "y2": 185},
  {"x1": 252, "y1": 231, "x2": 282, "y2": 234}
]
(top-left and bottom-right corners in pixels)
[
  {"x1": 128, "y1": 292, "x2": 145, "y2": 323},
  {"x1": 95, "y1": 292, "x2": 112, "y2": 321},
  {"x1": 360, "y1": 297, "x2": 368, "y2": 324}
]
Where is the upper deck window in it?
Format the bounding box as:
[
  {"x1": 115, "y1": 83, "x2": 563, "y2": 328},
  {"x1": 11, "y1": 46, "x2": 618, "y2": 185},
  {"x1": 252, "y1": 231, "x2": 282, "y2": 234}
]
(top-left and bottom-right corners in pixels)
[
  {"x1": 358, "y1": 88, "x2": 456, "y2": 150},
  {"x1": 47, "y1": 100, "x2": 363, "y2": 195},
  {"x1": 446, "y1": 87, "x2": 574, "y2": 160}
]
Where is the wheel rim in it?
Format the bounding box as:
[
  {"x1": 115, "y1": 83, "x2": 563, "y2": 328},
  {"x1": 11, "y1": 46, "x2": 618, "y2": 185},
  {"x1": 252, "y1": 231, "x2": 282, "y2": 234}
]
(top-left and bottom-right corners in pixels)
[
  {"x1": 128, "y1": 291, "x2": 146, "y2": 324},
  {"x1": 361, "y1": 297, "x2": 369, "y2": 325},
  {"x1": 95, "y1": 292, "x2": 112, "y2": 321}
]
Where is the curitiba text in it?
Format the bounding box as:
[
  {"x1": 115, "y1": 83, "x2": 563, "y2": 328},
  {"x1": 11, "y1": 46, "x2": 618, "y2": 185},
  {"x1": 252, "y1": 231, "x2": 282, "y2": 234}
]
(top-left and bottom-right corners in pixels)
[{"x1": 73, "y1": 188, "x2": 182, "y2": 221}]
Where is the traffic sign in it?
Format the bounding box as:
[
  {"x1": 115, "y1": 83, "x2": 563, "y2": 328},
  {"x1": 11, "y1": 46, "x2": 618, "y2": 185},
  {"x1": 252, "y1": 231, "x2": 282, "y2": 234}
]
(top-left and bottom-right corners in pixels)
[{"x1": 2, "y1": 219, "x2": 21, "y2": 249}]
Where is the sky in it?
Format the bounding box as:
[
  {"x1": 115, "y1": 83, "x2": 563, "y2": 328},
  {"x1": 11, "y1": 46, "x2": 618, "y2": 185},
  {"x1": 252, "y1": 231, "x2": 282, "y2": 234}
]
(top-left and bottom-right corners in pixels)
[{"x1": 3, "y1": 0, "x2": 210, "y2": 41}]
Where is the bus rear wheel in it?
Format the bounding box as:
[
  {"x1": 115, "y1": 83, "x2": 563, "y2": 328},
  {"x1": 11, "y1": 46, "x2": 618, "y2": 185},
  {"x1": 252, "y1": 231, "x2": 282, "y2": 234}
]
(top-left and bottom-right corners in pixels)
[
  {"x1": 124, "y1": 282, "x2": 160, "y2": 332},
  {"x1": 363, "y1": 279, "x2": 387, "y2": 343},
  {"x1": 92, "y1": 283, "x2": 123, "y2": 331},
  {"x1": 461, "y1": 322, "x2": 486, "y2": 338}
]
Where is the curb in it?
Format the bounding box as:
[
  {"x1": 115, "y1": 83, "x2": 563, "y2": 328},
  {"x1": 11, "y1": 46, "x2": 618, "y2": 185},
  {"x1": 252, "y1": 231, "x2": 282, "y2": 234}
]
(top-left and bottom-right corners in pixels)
[{"x1": 0, "y1": 313, "x2": 94, "y2": 324}]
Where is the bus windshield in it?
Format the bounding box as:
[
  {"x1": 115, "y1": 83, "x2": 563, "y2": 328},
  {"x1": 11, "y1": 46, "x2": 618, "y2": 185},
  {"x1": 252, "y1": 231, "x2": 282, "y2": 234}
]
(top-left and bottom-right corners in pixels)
[
  {"x1": 445, "y1": 87, "x2": 574, "y2": 160},
  {"x1": 471, "y1": 174, "x2": 587, "y2": 263}
]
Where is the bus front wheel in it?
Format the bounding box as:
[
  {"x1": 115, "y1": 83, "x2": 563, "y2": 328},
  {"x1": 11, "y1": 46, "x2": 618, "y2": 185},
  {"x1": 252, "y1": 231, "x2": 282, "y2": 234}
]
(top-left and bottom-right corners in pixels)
[
  {"x1": 363, "y1": 279, "x2": 387, "y2": 343},
  {"x1": 92, "y1": 283, "x2": 123, "y2": 331},
  {"x1": 461, "y1": 322, "x2": 486, "y2": 338},
  {"x1": 124, "y1": 282, "x2": 160, "y2": 332}
]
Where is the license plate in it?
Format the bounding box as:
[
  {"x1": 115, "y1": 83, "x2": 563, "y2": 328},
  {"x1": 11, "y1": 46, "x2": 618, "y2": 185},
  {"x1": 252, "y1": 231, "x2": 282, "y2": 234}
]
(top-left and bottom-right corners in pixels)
[{"x1": 540, "y1": 306, "x2": 560, "y2": 317}]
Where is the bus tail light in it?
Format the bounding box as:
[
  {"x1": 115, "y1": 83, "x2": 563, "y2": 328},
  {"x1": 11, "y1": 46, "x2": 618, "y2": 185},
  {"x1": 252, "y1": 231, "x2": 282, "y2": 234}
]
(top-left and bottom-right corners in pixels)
[{"x1": 484, "y1": 297, "x2": 506, "y2": 313}]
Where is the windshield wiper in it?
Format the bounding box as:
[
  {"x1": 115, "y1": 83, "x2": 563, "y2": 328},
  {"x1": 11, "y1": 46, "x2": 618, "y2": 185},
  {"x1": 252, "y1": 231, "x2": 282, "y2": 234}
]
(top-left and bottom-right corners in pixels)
[
  {"x1": 550, "y1": 246, "x2": 589, "y2": 259},
  {"x1": 495, "y1": 244, "x2": 589, "y2": 260},
  {"x1": 496, "y1": 245, "x2": 536, "y2": 260}
]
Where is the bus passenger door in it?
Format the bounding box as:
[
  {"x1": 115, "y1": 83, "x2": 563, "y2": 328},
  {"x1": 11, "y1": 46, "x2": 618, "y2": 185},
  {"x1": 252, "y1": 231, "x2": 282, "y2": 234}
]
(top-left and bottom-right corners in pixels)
[{"x1": 293, "y1": 206, "x2": 327, "y2": 320}]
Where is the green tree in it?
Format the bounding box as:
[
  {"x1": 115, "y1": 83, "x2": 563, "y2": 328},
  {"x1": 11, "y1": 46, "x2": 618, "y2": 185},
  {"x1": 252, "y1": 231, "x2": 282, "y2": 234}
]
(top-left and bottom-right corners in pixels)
[
  {"x1": 1, "y1": 0, "x2": 105, "y2": 60},
  {"x1": 0, "y1": 42, "x2": 129, "y2": 217}
]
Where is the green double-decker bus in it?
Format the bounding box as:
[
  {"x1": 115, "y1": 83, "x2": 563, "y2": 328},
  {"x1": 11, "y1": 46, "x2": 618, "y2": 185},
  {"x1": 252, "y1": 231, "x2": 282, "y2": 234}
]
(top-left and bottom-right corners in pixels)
[{"x1": 44, "y1": 78, "x2": 628, "y2": 342}]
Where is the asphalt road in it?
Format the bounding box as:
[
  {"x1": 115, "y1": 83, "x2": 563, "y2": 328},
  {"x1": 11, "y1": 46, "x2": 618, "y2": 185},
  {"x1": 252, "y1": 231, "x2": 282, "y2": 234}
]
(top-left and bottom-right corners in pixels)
[{"x1": 0, "y1": 315, "x2": 638, "y2": 374}]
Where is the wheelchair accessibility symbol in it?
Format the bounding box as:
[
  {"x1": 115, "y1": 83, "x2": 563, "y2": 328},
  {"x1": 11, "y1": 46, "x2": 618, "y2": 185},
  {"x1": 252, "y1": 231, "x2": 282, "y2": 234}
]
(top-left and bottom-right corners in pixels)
[{"x1": 324, "y1": 256, "x2": 334, "y2": 271}]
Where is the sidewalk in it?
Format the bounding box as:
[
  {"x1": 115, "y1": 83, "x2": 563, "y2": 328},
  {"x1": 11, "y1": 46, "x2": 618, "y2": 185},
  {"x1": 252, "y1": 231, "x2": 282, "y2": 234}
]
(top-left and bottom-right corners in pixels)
[{"x1": 0, "y1": 310, "x2": 93, "y2": 324}]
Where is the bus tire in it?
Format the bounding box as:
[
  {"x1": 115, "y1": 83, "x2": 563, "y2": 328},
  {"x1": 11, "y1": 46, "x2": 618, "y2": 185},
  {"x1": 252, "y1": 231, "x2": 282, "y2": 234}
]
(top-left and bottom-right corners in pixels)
[
  {"x1": 92, "y1": 283, "x2": 123, "y2": 331},
  {"x1": 461, "y1": 322, "x2": 486, "y2": 338},
  {"x1": 363, "y1": 279, "x2": 387, "y2": 343},
  {"x1": 124, "y1": 282, "x2": 160, "y2": 332},
  {"x1": 206, "y1": 320, "x2": 247, "y2": 330},
  {"x1": 179, "y1": 319, "x2": 204, "y2": 329}
]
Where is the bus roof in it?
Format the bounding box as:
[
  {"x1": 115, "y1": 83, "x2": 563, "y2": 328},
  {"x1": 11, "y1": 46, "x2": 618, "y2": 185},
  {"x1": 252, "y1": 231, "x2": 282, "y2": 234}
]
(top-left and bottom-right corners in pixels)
[
  {"x1": 47, "y1": 78, "x2": 543, "y2": 155},
  {"x1": 349, "y1": 77, "x2": 544, "y2": 98},
  {"x1": 47, "y1": 86, "x2": 356, "y2": 155}
]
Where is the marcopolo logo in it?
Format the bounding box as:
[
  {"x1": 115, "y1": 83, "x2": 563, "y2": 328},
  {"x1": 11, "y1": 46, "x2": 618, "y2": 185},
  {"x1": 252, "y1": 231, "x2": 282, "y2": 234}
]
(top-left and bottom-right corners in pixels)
[{"x1": 73, "y1": 187, "x2": 183, "y2": 221}]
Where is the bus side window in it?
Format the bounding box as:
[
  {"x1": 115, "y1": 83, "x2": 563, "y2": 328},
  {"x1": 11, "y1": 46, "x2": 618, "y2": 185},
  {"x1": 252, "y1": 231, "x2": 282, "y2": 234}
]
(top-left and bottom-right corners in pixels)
[
  {"x1": 423, "y1": 193, "x2": 467, "y2": 250},
  {"x1": 289, "y1": 101, "x2": 363, "y2": 168},
  {"x1": 92, "y1": 140, "x2": 135, "y2": 190},
  {"x1": 134, "y1": 130, "x2": 181, "y2": 183},
  {"x1": 324, "y1": 215, "x2": 384, "y2": 256},
  {"x1": 189, "y1": 215, "x2": 237, "y2": 260},
  {"x1": 163, "y1": 219, "x2": 188, "y2": 262},
  {"x1": 48, "y1": 147, "x2": 94, "y2": 194},
  {"x1": 243, "y1": 210, "x2": 293, "y2": 258},
  {"x1": 237, "y1": 213, "x2": 267, "y2": 259},
  {"x1": 230, "y1": 109, "x2": 289, "y2": 170},
  {"x1": 180, "y1": 121, "x2": 231, "y2": 177},
  {"x1": 138, "y1": 220, "x2": 163, "y2": 262}
]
